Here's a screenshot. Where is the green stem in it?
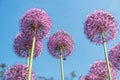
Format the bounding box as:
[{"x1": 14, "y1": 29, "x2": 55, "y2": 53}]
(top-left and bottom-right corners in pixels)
[
  {"x1": 60, "y1": 48, "x2": 65, "y2": 80},
  {"x1": 28, "y1": 29, "x2": 37, "y2": 80},
  {"x1": 28, "y1": 50, "x2": 31, "y2": 66},
  {"x1": 26, "y1": 57, "x2": 29, "y2": 65},
  {"x1": 101, "y1": 33, "x2": 112, "y2": 80}
]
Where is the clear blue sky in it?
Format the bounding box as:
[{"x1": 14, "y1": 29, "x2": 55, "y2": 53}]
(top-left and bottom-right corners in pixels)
[{"x1": 0, "y1": 0, "x2": 120, "y2": 80}]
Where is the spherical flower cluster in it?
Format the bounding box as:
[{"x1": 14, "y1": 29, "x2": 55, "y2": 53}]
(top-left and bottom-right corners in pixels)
[
  {"x1": 5, "y1": 64, "x2": 35, "y2": 80},
  {"x1": 20, "y1": 8, "x2": 52, "y2": 39},
  {"x1": 89, "y1": 61, "x2": 117, "y2": 80},
  {"x1": 109, "y1": 42, "x2": 120, "y2": 70},
  {"x1": 14, "y1": 32, "x2": 43, "y2": 58},
  {"x1": 47, "y1": 30, "x2": 74, "y2": 58},
  {"x1": 84, "y1": 10, "x2": 117, "y2": 44},
  {"x1": 80, "y1": 74, "x2": 102, "y2": 80}
]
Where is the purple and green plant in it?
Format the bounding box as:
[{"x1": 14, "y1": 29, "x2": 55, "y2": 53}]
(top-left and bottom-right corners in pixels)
[
  {"x1": 84, "y1": 10, "x2": 118, "y2": 80},
  {"x1": 20, "y1": 8, "x2": 52, "y2": 80},
  {"x1": 47, "y1": 30, "x2": 74, "y2": 80}
]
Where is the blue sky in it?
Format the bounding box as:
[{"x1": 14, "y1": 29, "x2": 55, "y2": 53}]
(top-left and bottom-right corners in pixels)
[{"x1": 0, "y1": 0, "x2": 120, "y2": 80}]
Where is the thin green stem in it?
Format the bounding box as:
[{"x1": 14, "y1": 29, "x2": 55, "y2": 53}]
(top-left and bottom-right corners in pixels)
[
  {"x1": 28, "y1": 29, "x2": 37, "y2": 80},
  {"x1": 60, "y1": 48, "x2": 65, "y2": 80},
  {"x1": 101, "y1": 33, "x2": 112, "y2": 80},
  {"x1": 27, "y1": 50, "x2": 31, "y2": 66},
  {"x1": 26, "y1": 57, "x2": 29, "y2": 65}
]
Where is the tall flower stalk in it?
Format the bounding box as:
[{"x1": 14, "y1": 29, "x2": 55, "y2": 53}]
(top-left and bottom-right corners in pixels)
[
  {"x1": 84, "y1": 10, "x2": 118, "y2": 80},
  {"x1": 60, "y1": 48, "x2": 65, "y2": 80},
  {"x1": 20, "y1": 8, "x2": 52, "y2": 80},
  {"x1": 47, "y1": 30, "x2": 74, "y2": 80},
  {"x1": 28, "y1": 29, "x2": 37, "y2": 80},
  {"x1": 101, "y1": 33, "x2": 112, "y2": 80},
  {"x1": 14, "y1": 32, "x2": 43, "y2": 80},
  {"x1": 26, "y1": 57, "x2": 29, "y2": 65}
]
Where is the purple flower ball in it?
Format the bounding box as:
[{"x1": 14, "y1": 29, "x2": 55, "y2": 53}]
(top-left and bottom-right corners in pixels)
[
  {"x1": 84, "y1": 10, "x2": 118, "y2": 44},
  {"x1": 14, "y1": 32, "x2": 43, "y2": 58},
  {"x1": 109, "y1": 42, "x2": 120, "y2": 70},
  {"x1": 80, "y1": 74, "x2": 102, "y2": 80},
  {"x1": 20, "y1": 8, "x2": 52, "y2": 39},
  {"x1": 89, "y1": 61, "x2": 117, "y2": 80},
  {"x1": 5, "y1": 64, "x2": 35, "y2": 80},
  {"x1": 47, "y1": 30, "x2": 74, "y2": 58}
]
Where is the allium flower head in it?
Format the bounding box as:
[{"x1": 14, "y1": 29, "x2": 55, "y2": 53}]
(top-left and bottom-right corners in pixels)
[
  {"x1": 84, "y1": 10, "x2": 118, "y2": 44},
  {"x1": 47, "y1": 30, "x2": 74, "y2": 58},
  {"x1": 80, "y1": 74, "x2": 102, "y2": 80},
  {"x1": 21, "y1": 8, "x2": 52, "y2": 39},
  {"x1": 109, "y1": 42, "x2": 120, "y2": 70},
  {"x1": 14, "y1": 32, "x2": 43, "y2": 58},
  {"x1": 89, "y1": 61, "x2": 117, "y2": 80},
  {"x1": 5, "y1": 64, "x2": 35, "y2": 80}
]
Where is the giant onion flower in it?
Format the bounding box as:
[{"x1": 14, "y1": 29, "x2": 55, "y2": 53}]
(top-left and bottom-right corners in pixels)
[
  {"x1": 47, "y1": 30, "x2": 74, "y2": 80},
  {"x1": 47, "y1": 30, "x2": 74, "y2": 58},
  {"x1": 20, "y1": 8, "x2": 52, "y2": 39},
  {"x1": 89, "y1": 61, "x2": 117, "y2": 80},
  {"x1": 84, "y1": 10, "x2": 118, "y2": 80},
  {"x1": 14, "y1": 32, "x2": 43, "y2": 58},
  {"x1": 84, "y1": 10, "x2": 117, "y2": 44},
  {"x1": 109, "y1": 42, "x2": 120, "y2": 70},
  {"x1": 5, "y1": 64, "x2": 35, "y2": 80}
]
